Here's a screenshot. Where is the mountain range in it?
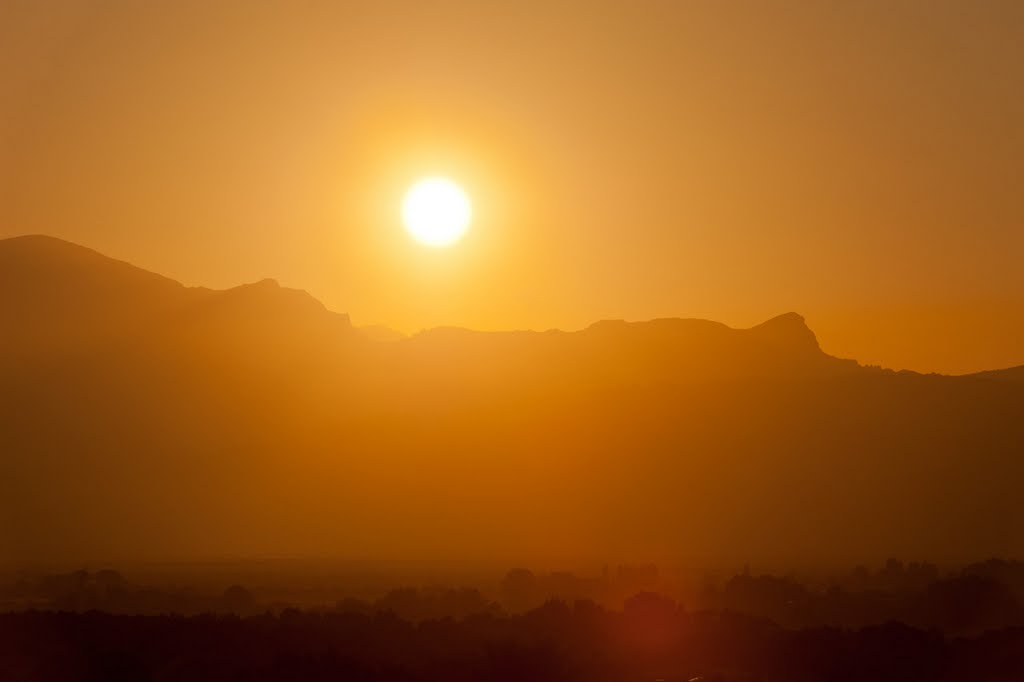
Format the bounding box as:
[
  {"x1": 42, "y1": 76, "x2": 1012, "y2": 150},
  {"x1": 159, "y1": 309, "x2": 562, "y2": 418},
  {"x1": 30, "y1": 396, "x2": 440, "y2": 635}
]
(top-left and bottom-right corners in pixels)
[{"x1": 1, "y1": 235, "x2": 1021, "y2": 567}]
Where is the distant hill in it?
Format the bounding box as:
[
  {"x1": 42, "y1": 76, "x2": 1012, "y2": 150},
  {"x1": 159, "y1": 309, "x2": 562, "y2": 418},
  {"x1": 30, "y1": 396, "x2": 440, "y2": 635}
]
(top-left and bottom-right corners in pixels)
[
  {"x1": 971, "y1": 365, "x2": 1024, "y2": 384},
  {"x1": 1, "y1": 235, "x2": 1022, "y2": 567}
]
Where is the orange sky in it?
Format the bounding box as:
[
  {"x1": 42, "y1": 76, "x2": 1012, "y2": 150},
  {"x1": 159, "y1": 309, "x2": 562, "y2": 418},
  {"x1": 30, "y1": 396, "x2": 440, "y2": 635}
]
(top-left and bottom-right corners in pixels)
[{"x1": 2, "y1": 0, "x2": 1022, "y2": 374}]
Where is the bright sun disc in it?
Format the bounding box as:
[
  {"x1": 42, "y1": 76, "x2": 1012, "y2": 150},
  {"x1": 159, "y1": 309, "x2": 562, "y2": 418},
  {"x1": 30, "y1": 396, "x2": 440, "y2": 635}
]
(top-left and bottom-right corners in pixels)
[{"x1": 401, "y1": 177, "x2": 472, "y2": 247}]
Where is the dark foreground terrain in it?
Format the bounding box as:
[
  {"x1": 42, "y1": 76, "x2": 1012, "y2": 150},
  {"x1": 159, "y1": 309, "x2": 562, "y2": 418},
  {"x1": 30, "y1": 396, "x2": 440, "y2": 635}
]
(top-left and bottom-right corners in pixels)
[
  {"x1": 6, "y1": 558, "x2": 1024, "y2": 680},
  {"x1": 4, "y1": 606, "x2": 1024, "y2": 682}
]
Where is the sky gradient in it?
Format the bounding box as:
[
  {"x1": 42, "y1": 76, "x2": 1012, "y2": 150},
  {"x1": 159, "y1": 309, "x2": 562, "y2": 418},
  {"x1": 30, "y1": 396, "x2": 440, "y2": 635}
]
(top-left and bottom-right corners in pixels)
[{"x1": 2, "y1": 0, "x2": 1022, "y2": 374}]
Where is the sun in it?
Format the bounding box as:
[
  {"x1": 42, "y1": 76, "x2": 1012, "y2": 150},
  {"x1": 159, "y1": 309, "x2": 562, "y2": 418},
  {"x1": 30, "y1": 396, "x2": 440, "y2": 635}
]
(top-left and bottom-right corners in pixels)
[{"x1": 401, "y1": 177, "x2": 472, "y2": 247}]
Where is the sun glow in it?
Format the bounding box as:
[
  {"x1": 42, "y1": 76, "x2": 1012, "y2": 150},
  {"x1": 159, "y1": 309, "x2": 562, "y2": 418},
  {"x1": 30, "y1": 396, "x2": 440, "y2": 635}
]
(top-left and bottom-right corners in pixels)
[{"x1": 401, "y1": 177, "x2": 472, "y2": 247}]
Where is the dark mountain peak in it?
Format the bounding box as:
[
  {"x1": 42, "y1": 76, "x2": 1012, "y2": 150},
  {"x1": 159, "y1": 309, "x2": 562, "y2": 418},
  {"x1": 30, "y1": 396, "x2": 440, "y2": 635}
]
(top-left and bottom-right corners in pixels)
[
  {"x1": 0, "y1": 235, "x2": 356, "y2": 354},
  {"x1": 0, "y1": 233, "x2": 90, "y2": 252},
  {"x1": 0, "y1": 233, "x2": 183, "y2": 292},
  {"x1": 1, "y1": 233, "x2": 81, "y2": 251},
  {"x1": 220, "y1": 277, "x2": 291, "y2": 300},
  {"x1": 0, "y1": 235, "x2": 192, "y2": 347},
  {"x1": 753, "y1": 311, "x2": 809, "y2": 330},
  {"x1": 584, "y1": 318, "x2": 627, "y2": 332},
  {"x1": 0, "y1": 233, "x2": 146, "y2": 273},
  {"x1": 748, "y1": 312, "x2": 821, "y2": 353},
  {"x1": 196, "y1": 278, "x2": 350, "y2": 327},
  {"x1": 245, "y1": 277, "x2": 280, "y2": 288}
]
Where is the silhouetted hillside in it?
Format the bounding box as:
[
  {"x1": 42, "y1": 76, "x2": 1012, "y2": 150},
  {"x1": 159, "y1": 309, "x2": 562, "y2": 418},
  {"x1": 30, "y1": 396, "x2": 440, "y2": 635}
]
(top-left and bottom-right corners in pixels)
[
  {"x1": 0, "y1": 235, "x2": 200, "y2": 355},
  {"x1": 1, "y1": 236, "x2": 1022, "y2": 566},
  {"x1": 10, "y1": 558, "x2": 1024, "y2": 636},
  {"x1": 973, "y1": 364, "x2": 1024, "y2": 384}
]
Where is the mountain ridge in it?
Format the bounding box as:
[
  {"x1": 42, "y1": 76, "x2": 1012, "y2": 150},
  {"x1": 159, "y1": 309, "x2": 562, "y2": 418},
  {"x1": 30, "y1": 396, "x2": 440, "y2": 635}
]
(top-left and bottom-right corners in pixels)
[
  {"x1": 2, "y1": 234, "x2": 1022, "y2": 566},
  {"x1": 5, "y1": 233, "x2": 1004, "y2": 377}
]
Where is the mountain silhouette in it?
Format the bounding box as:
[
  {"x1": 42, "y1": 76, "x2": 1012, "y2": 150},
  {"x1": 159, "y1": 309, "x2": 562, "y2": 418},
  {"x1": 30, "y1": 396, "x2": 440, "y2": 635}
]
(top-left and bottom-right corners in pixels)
[{"x1": 1, "y1": 235, "x2": 1022, "y2": 566}]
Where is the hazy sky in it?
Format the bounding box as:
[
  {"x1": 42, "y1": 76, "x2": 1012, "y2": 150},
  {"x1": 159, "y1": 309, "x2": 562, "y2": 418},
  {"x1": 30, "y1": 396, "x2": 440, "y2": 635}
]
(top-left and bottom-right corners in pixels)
[{"x1": 2, "y1": 0, "x2": 1022, "y2": 373}]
